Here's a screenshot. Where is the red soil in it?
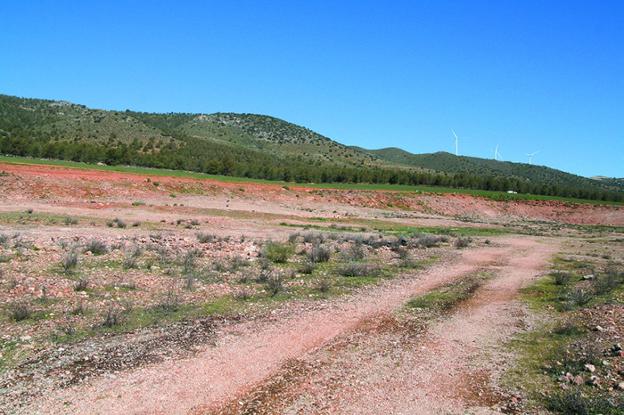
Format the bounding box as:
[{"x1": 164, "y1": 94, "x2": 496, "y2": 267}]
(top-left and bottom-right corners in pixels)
[{"x1": 1, "y1": 162, "x2": 622, "y2": 226}]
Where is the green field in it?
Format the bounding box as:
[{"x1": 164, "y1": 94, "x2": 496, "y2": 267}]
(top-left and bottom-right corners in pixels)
[{"x1": 0, "y1": 155, "x2": 620, "y2": 206}]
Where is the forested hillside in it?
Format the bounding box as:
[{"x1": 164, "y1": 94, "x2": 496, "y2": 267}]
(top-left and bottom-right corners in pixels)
[
  {"x1": 0, "y1": 93, "x2": 621, "y2": 201},
  {"x1": 362, "y1": 147, "x2": 612, "y2": 197}
]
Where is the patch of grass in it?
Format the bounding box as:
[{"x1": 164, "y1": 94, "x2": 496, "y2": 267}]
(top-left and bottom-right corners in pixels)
[
  {"x1": 336, "y1": 262, "x2": 379, "y2": 277},
  {"x1": 374, "y1": 223, "x2": 509, "y2": 237},
  {"x1": 406, "y1": 273, "x2": 486, "y2": 314},
  {"x1": 521, "y1": 274, "x2": 570, "y2": 311}
]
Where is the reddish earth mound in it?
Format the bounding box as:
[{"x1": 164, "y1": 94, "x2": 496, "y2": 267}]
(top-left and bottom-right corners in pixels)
[{"x1": 1, "y1": 162, "x2": 622, "y2": 226}]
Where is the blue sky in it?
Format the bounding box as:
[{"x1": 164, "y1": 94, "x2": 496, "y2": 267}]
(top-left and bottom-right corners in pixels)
[{"x1": 1, "y1": 1, "x2": 622, "y2": 177}]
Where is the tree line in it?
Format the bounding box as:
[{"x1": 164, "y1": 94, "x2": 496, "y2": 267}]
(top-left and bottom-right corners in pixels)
[{"x1": 1, "y1": 134, "x2": 622, "y2": 202}]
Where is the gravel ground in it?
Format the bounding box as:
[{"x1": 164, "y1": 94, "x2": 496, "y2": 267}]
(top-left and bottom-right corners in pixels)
[{"x1": 22, "y1": 237, "x2": 554, "y2": 414}]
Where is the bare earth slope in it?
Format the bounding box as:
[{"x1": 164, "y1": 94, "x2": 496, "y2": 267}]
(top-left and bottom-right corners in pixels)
[
  {"x1": 1, "y1": 162, "x2": 622, "y2": 226},
  {"x1": 29, "y1": 236, "x2": 555, "y2": 414}
]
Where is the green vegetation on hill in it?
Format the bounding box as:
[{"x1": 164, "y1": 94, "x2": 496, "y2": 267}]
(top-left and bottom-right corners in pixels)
[
  {"x1": 362, "y1": 147, "x2": 617, "y2": 199},
  {"x1": 0, "y1": 93, "x2": 622, "y2": 202}
]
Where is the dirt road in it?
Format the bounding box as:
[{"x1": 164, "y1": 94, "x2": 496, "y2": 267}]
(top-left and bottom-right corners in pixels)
[{"x1": 28, "y1": 236, "x2": 556, "y2": 415}]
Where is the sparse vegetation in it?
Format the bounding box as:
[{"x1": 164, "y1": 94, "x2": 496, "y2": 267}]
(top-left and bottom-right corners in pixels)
[
  {"x1": 102, "y1": 306, "x2": 122, "y2": 328},
  {"x1": 308, "y1": 243, "x2": 331, "y2": 263},
  {"x1": 336, "y1": 262, "x2": 378, "y2": 277},
  {"x1": 107, "y1": 218, "x2": 127, "y2": 228},
  {"x1": 262, "y1": 242, "x2": 294, "y2": 263},
  {"x1": 265, "y1": 273, "x2": 284, "y2": 296},
  {"x1": 197, "y1": 232, "x2": 217, "y2": 243},
  {"x1": 454, "y1": 236, "x2": 472, "y2": 249},
  {"x1": 74, "y1": 278, "x2": 89, "y2": 292},
  {"x1": 84, "y1": 239, "x2": 108, "y2": 255},
  {"x1": 407, "y1": 274, "x2": 485, "y2": 313},
  {"x1": 552, "y1": 271, "x2": 572, "y2": 286},
  {"x1": 63, "y1": 216, "x2": 78, "y2": 225},
  {"x1": 123, "y1": 245, "x2": 142, "y2": 269},
  {"x1": 8, "y1": 302, "x2": 32, "y2": 322},
  {"x1": 314, "y1": 277, "x2": 332, "y2": 293},
  {"x1": 61, "y1": 250, "x2": 79, "y2": 273}
]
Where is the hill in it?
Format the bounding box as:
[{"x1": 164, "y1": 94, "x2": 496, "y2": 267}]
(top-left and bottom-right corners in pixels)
[
  {"x1": 361, "y1": 147, "x2": 610, "y2": 197},
  {"x1": 0, "y1": 93, "x2": 621, "y2": 202},
  {"x1": 592, "y1": 176, "x2": 624, "y2": 192}
]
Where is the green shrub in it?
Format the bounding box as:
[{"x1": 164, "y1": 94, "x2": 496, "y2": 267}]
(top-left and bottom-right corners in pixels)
[
  {"x1": 84, "y1": 239, "x2": 108, "y2": 255},
  {"x1": 102, "y1": 306, "x2": 121, "y2": 327},
  {"x1": 298, "y1": 261, "x2": 316, "y2": 274},
  {"x1": 63, "y1": 216, "x2": 79, "y2": 225},
  {"x1": 182, "y1": 249, "x2": 202, "y2": 274},
  {"x1": 567, "y1": 287, "x2": 594, "y2": 307},
  {"x1": 196, "y1": 232, "x2": 216, "y2": 243},
  {"x1": 341, "y1": 243, "x2": 365, "y2": 261},
  {"x1": 308, "y1": 244, "x2": 331, "y2": 263},
  {"x1": 74, "y1": 278, "x2": 89, "y2": 292},
  {"x1": 314, "y1": 278, "x2": 332, "y2": 293},
  {"x1": 234, "y1": 288, "x2": 253, "y2": 301},
  {"x1": 266, "y1": 274, "x2": 284, "y2": 296},
  {"x1": 552, "y1": 271, "x2": 572, "y2": 286},
  {"x1": 337, "y1": 262, "x2": 378, "y2": 277},
  {"x1": 262, "y1": 242, "x2": 294, "y2": 263},
  {"x1": 591, "y1": 268, "x2": 623, "y2": 294},
  {"x1": 9, "y1": 302, "x2": 32, "y2": 322},
  {"x1": 123, "y1": 245, "x2": 142, "y2": 269},
  {"x1": 454, "y1": 237, "x2": 472, "y2": 249},
  {"x1": 62, "y1": 250, "x2": 79, "y2": 273}
]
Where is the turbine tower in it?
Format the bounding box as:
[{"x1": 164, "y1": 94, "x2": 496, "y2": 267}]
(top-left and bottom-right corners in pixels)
[
  {"x1": 494, "y1": 144, "x2": 501, "y2": 161},
  {"x1": 527, "y1": 151, "x2": 539, "y2": 164},
  {"x1": 451, "y1": 129, "x2": 459, "y2": 156}
]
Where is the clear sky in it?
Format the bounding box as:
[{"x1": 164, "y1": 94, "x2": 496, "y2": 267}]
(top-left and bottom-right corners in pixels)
[{"x1": 1, "y1": 1, "x2": 622, "y2": 177}]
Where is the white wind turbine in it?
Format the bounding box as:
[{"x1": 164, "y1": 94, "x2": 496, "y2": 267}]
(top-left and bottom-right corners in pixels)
[
  {"x1": 451, "y1": 129, "x2": 459, "y2": 156},
  {"x1": 526, "y1": 150, "x2": 539, "y2": 164},
  {"x1": 494, "y1": 144, "x2": 501, "y2": 161}
]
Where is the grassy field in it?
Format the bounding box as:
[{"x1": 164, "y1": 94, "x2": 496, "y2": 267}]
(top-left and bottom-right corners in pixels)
[{"x1": 0, "y1": 155, "x2": 620, "y2": 205}]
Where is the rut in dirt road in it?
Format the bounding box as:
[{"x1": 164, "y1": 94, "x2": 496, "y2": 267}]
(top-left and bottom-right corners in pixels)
[
  {"x1": 225, "y1": 237, "x2": 558, "y2": 415},
  {"x1": 29, "y1": 237, "x2": 554, "y2": 415}
]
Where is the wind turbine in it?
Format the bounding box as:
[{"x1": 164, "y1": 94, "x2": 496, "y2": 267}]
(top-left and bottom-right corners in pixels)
[
  {"x1": 494, "y1": 144, "x2": 501, "y2": 161},
  {"x1": 451, "y1": 129, "x2": 459, "y2": 156},
  {"x1": 526, "y1": 151, "x2": 539, "y2": 164}
]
